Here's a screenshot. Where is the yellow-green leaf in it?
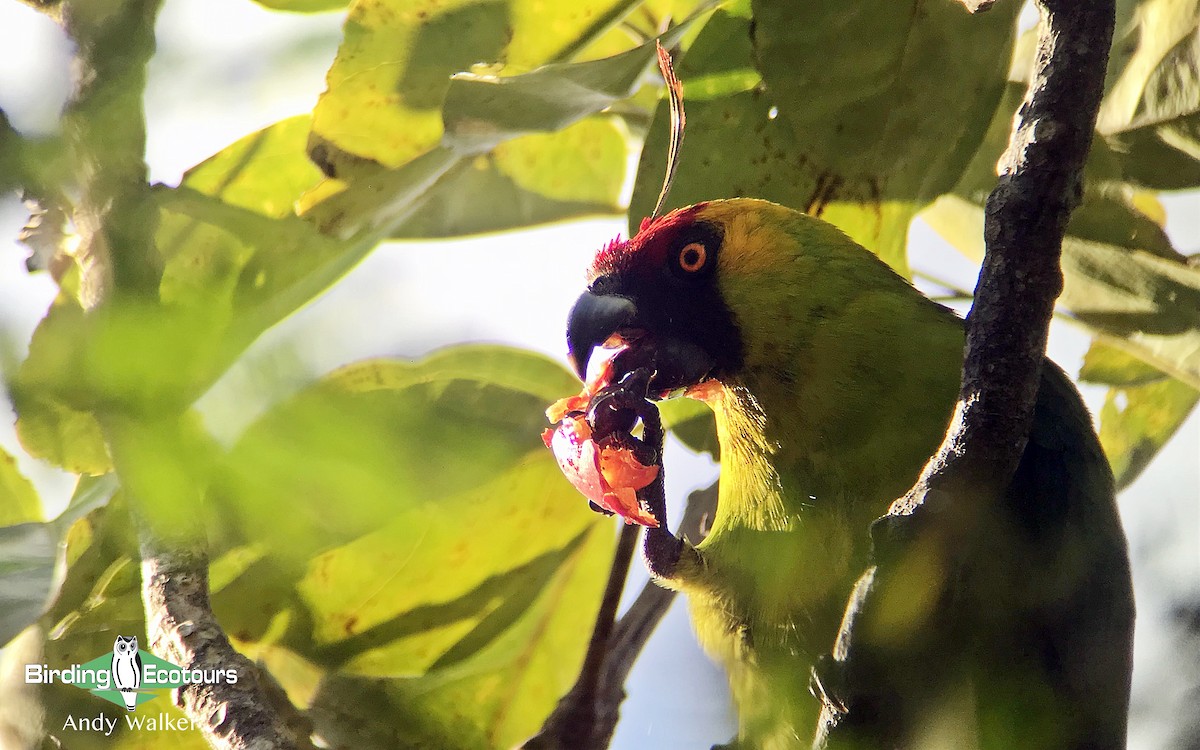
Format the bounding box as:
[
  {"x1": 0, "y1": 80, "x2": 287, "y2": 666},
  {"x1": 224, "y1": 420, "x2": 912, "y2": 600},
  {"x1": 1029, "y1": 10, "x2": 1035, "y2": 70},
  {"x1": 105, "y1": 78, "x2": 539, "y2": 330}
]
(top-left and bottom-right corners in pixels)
[
  {"x1": 0, "y1": 448, "x2": 42, "y2": 526},
  {"x1": 311, "y1": 0, "x2": 634, "y2": 174},
  {"x1": 630, "y1": 0, "x2": 1019, "y2": 274},
  {"x1": 252, "y1": 0, "x2": 349, "y2": 11},
  {"x1": 923, "y1": 193, "x2": 1200, "y2": 390},
  {"x1": 1098, "y1": 375, "x2": 1199, "y2": 490},
  {"x1": 1080, "y1": 339, "x2": 1167, "y2": 386},
  {"x1": 182, "y1": 115, "x2": 324, "y2": 219},
  {"x1": 391, "y1": 117, "x2": 628, "y2": 238},
  {"x1": 209, "y1": 345, "x2": 613, "y2": 746}
]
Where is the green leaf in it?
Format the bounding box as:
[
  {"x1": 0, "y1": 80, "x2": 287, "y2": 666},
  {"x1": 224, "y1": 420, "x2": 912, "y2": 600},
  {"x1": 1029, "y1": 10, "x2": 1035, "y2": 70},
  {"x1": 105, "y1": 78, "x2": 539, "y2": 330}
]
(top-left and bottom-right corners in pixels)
[
  {"x1": 31, "y1": 494, "x2": 175, "y2": 749},
  {"x1": 391, "y1": 117, "x2": 628, "y2": 237},
  {"x1": 0, "y1": 476, "x2": 118, "y2": 647},
  {"x1": 252, "y1": 0, "x2": 349, "y2": 11},
  {"x1": 659, "y1": 396, "x2": 718, "y2": 460},
  {"x1": 1078, "y1": 340, "x2": 1199, "y2": 489},
  {"x1": 630, "y1": 0, "x2": 1020, "y2": 274},
  {"x1": 1098, "y1": 1, "x2": 1200, "y2": 190},
  {"x1": 310, "y1": 0, "x2": 637, "y2": 174},
  {"x1": 750, "y1": 0, "x2": 1019, "y2": 204},
  {"x1": 299, "y1": 0, "x2": 689, "y2": 239},
  {"x1": 1098, "y1": 374, "x2": 1199, "y2": 490},
  {"x1": 0, "y1": 448, "x2": 41, "y2": 526},
  {"x1": 440, "y1": 10, "x2": 707, "y2": 153},
  {"x1": 922, "y1": 193, "x2": 1200, "y2": 390},
  {"x1": 1080, "y1": 339, "x2": 1166, "y2": 386},
  {"x1": 210, "y1": 345, "x2": 613, "y2": 745},
  {"x1": 12, "y1": 176, "x2": 381, "y2": 455},
  {"x1": 12, "y1": 301, "x2": 113, "y2": 475},
  {"x1": 214, "y1": 345, "x2": 581, "y2": 560},
  {"x1": 12, "y1": 124, "x2": 386, "y2": 456},
  {"x1": 305, "y1": 521, "x2": 612, "y2": 749},
  {"x1": 925, "y1": 38, "x2": 1200, "y2": 391},
  {"x1": 181, "y1": 115, "x2": 324, "y2": 219},
  {"x1": 0, "y1": 522, "x2": 55, "y2": 647}
]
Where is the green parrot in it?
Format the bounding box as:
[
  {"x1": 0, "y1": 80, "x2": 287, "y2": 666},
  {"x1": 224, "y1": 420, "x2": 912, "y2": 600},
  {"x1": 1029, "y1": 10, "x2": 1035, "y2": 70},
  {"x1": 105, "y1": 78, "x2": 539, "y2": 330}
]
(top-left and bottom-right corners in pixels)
[{"x1": 563, "y1": 199, "x2": 1135, "y2": 749}]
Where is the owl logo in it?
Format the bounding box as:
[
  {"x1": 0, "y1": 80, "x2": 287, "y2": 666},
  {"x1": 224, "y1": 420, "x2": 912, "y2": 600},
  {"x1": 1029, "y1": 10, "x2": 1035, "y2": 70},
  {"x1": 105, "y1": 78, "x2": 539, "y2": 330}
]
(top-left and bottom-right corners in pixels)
[{"x1": 110, "y1": 635, "x2": 143, "y2": 711}]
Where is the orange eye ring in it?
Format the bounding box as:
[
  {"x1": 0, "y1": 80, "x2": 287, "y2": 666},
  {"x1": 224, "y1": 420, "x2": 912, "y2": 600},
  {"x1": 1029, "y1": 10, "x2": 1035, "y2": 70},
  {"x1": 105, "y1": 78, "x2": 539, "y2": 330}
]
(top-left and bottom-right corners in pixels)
[{"x1": 678, "y1": 242, "x2": 708, "y2": 273}]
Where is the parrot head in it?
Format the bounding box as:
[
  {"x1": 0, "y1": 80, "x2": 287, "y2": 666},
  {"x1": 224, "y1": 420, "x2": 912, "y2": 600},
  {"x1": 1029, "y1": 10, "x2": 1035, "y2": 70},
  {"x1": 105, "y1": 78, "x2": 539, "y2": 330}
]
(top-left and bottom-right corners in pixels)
[
  {"x1": 567, "y1": 198, "x2": 891, "y2": 400},
  {"x1": 567, "y1": 202, "x2": 732, "y2": 394}
]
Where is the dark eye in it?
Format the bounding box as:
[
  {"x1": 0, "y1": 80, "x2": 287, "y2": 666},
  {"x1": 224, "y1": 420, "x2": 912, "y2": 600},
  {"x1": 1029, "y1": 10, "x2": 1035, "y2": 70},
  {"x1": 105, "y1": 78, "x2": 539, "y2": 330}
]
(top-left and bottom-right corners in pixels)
[{"x1": 677, "y1": 242, "x2": 708, "y2": 273}]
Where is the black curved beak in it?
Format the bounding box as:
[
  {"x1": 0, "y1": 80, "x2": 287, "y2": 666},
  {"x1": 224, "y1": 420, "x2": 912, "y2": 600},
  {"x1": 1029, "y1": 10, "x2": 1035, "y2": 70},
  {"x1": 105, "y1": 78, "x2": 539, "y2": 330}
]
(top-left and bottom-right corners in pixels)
[
  {"x1": 566, "y1": 291, "x2": 637, "y2": 380},
  {"x1": 566, "y1": 286, "x2": 716, "y2": 393}
]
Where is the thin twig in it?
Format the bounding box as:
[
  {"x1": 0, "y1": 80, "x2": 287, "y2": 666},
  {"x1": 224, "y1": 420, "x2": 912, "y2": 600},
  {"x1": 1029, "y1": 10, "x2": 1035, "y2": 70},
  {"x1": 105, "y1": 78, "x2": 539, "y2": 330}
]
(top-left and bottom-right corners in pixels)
[
  {"x1": 592, "y1": 480, "x2": 719, "y2": 749},
  {"x1": 520, "y1": 524, "x2": 640, "y2": 750}
]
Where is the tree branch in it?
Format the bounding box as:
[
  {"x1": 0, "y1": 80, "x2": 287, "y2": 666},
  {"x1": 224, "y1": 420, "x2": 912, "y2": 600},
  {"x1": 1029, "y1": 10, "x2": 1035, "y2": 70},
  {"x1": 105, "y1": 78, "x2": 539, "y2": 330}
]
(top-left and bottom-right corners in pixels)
[
  {"x1": 140, "y1": 537, "x2": 317, "y2": 750},
  {"x1": 522, "y1": 451, "x2": 717, "y2": 750},
  {"x1": 816, "y1": 0, "x2": 1117, "y2": 746},
  {"x1": 62, "y1": 0, "x2": 162, "y2": 306},
  {"x1": 56, "y1": 3, "x2": 320, "y2": 747},
  {"x1": 591, "y1": 481, "x2": 718, "y2": 749}
]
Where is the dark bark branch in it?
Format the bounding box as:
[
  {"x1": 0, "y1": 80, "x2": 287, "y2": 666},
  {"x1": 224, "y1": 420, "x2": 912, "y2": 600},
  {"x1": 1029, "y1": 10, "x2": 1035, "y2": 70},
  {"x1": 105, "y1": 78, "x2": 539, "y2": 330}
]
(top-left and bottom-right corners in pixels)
[{"x1": 817, "y1": 0, "x2": 1116, "y2": 746}]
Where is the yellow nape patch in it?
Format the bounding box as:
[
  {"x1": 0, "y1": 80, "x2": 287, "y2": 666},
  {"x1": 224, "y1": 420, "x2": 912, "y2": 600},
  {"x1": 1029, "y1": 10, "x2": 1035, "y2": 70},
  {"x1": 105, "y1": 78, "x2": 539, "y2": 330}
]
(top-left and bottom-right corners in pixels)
[{"x1": 695, "y1": 199, "x2": 847, "y2": 276}]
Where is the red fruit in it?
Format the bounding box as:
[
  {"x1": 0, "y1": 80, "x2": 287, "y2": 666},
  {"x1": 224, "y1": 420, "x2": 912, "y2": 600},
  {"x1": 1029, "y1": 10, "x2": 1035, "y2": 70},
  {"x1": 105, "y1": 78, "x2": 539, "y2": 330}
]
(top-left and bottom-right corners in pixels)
[{"x1": 544, "y1": 405, "x2": 659, "y2": 527}]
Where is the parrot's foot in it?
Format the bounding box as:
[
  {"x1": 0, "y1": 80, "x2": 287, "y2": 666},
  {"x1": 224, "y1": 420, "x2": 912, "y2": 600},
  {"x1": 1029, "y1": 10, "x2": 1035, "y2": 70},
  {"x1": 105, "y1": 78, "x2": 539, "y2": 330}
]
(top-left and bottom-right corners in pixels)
[
  {"x1": 587, "y1": 368, "x2": 708, "y2": 582},
  {"x1": 642, "y1": 525, "x2": 705, "y2": 583}
]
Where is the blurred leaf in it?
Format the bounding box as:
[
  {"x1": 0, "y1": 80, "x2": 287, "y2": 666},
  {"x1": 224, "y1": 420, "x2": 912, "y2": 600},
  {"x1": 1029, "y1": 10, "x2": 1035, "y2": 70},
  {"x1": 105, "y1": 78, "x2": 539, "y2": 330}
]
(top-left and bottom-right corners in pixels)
[
  {"x1": 0, "y1": 523, "x2": 55, "y2": 648},
  {"x1": 252, "y1": 0, "x2": 349, "y2": 11},
  {"x1": 1098, "y1": 374, "x2": 1199, "y2": 490},
  {"x1": 12, "y1": 175, "x2": 374, "y2": 463},
  {"x1": 0, "y1": 476, "x2": 119, "y2": 648},
  {"x1": 210, "y1": 345, "x2": 613, "y2": 745},
  {"x1": 29, "y1": 490, "x2": 163, "y2": 750},
  {"x1": 1080, "y1": 339, "x2": 1166, "y2": 386},
  {"x1": 659, "y1": 396, "x2": 718, "y2": 460},
  {"x1": 13, "y1": 296, "x2": 227, "y2": 419},
  {"x1": 926, "y1": 33, "x2": 1200, "y2": 390},
  {"x1": 181, "y1": 115, "x2": 324, "y2": 219},
  {"x1": 12, "y1": 301, "x2": 113, "y2": 475},
  {"x1": 0, "y1": 449, "x2": 40, "y2": 526},
  {"x1": 440, "y1": 10, "x2": 707, "y2": 153},
  {"x1": 56, "y1": 475, "x2": 121, "y2": 535},
  {"x1": 1098, "y1": 1, "x2": 1200, "y2": 190},
  {"x1": 924, "y1": 193, "x2": 1200, "y2": 390},
  {"x1": 392, "y1": 117, "x2": 628, "y2": 238},
  {"x1": 630, "y1": 0, "x2": 1019, "y2": 274},
  {"x1": 1080, "y1": 341, "x2": 1200, "y2": 489},
  {"x1": 214, "y1": 345, "x2": 581, "y2": 561}
]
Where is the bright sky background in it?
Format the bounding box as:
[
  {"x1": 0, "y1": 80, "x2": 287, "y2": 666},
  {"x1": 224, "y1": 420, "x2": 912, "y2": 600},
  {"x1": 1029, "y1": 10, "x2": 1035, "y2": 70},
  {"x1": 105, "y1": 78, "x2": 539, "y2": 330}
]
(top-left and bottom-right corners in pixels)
[{"x1": 0, "y1": 2, "x2": 1197, "y2": 748}]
